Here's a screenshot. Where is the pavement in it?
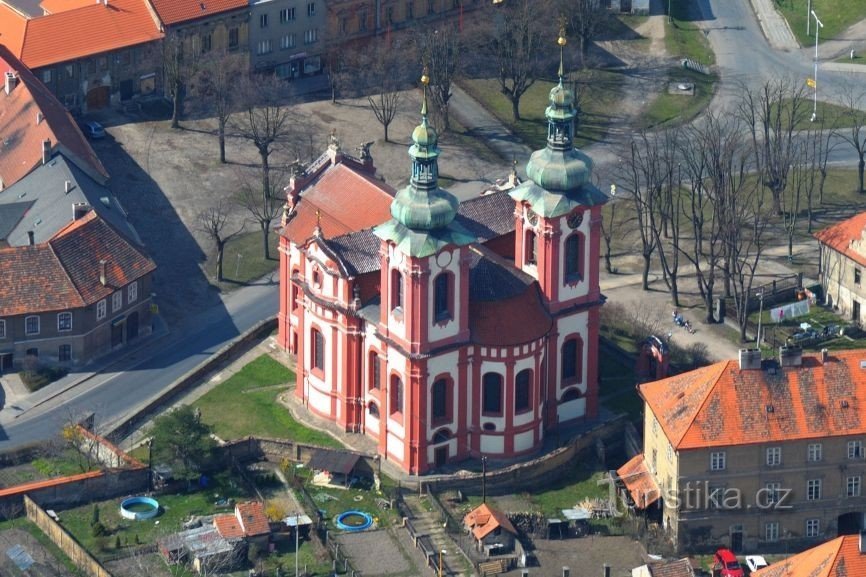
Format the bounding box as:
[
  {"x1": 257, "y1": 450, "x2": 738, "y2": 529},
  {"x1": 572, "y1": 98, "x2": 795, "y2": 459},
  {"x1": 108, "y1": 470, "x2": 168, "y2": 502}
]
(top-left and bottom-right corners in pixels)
[{"x1": 748, "y1": 0, "x2": 799, "y2": 51}]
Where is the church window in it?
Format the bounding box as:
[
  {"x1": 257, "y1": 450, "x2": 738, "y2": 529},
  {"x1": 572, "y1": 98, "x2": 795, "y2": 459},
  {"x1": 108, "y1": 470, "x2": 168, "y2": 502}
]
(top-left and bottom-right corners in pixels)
[
  {"x1": 561, "y1": 335, "x2": 583, "y2": 384},
  {"x1": 482, "y1": 373, "x2": 503, "y2": 414},
  {"x1": 432, "y1": 378, "x2": 449, "y2": 421},
  {"x1": 433, "y1": 428, "x2": 451, "y2": 444},
  {"x1": 312, "y1": 328, "x2": 324, "y2": 373},
  {"x1": 515, "y1": 369, "x2": 532, "y2": 413},
  {"x1": 434, "y1": 273, "x2": 451, "y2": 321},
  {"x1": 291, "y1": 283, "x2": 300, "y2": 310},
  {"x1": 525, "y1": 230, "x2": 537, "y2": 265},
  {"x1": 390, "y1": 375, "x2": 403, "y2": 415},
  {"x1": 391, "y1": 269, "x2": 403, "y2": 312},
  {"x1": 368, "y1": 402, "x2": 380, "y2": 418},
  {"x1": 369, "y1": 351, "x2": 381, "y2": 390},
  {"x1": 565, "y1": 234, "x2": 582, "y2": 281}
]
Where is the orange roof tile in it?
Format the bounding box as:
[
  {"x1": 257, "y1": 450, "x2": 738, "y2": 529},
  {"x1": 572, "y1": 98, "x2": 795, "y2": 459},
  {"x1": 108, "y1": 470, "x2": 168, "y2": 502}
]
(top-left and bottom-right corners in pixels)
[
  {"x1": 213, "y1": 513, "x2": 244, "y2": 539},
  {"x1": 235, "y1": 501, "x2": 270, "y2": 536},
  {"x1": 753, "y1": 535, "x2": 866, "y2": 577},
  {"x1": 814, "y1": 212, "x2": 866, "y2": 268},
  {"x1": 616, "y1": 454, "x2": 660, "y2": 509},
  {"x1": 19, "y1": 0, "x2": 163, "y2": 69},
  {"x1": 149, "y1": 0, "x2": 248, "y2": 25},
  {"x1": 282, "y1": 163, "x2": 394, "y2": 244},
  {"x1": 0, "y1": 4, "x2": 28, "y2": 56},
  {"x1": 0, "y1": 45, "x2": 108, "y2": 186},
  {"x1": 39, "y1": 0, "x2": 95, "y2": 14},
  {"x1": 463, "y1": 503, "x2": 516, "y2": 540},
  {"x1": 640, "y1": 350, "x2": 866, "y2": 450}
]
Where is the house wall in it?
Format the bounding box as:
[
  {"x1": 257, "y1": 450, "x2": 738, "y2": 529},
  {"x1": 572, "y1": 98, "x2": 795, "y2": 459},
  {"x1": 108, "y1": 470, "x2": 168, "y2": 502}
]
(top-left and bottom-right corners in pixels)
[
  {"x1": 819, "y1": 244, "x2": 866, "y2": 325},
  {"x1": 249, "y1": 0, "x2": 324, "y2": 78}
]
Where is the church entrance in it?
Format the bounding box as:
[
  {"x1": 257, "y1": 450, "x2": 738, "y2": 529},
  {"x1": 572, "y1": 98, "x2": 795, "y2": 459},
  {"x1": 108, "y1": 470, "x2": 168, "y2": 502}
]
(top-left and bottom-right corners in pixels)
[{"x1": 434, "y1": 446, "x2": 448, "y2": 468}]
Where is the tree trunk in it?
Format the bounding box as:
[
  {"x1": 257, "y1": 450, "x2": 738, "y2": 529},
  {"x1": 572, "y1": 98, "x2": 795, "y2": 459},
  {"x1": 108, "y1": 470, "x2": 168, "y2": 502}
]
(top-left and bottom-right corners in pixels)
[
  {"x1": 384, "y1": 122, "x2": 390, "y2": 143},
  {"x1": 216, "y1": 242, "x2": 225, "y2": 281},
  {"x1": 261, "y1": 221, "x2": 270, "y2": 261},
  {"x1": 511, "y1": 97, "x2": 521, "y2": 122},
  {"x1": 859, "y1": 156, "x2": 865, "y2": 193},
  {"x1": 670, "y1": 279, "x2": 680, "y2": 308},
  {"x1": 771, "y1": 188, "x2": 782, "y2": 215},
  {"x1": 218, "y1": 121, "x2": 226, "y2": 164},
  {"x1": 604, "y1": 242, "x2": 613, "y2": 274},
  {"x1": 704, "y1": 288, "x2": 715, "y2": 324},
  {"x1": 171, "y1": 89, "x2": 181, "y2": 129},
  {"x1": 642, "y1": 253, "x2": 651, "y2": 290}
]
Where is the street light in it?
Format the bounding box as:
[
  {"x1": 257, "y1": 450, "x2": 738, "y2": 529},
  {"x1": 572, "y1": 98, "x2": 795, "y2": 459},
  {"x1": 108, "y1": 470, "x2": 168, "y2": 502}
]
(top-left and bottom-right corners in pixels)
[
  {"x1": 756, "y1": 289, "x2": 765, "y2": 348},
  {"x1": 438, "y1": 549, "x2": 448, "y2": 577},
  {"x1": 810, "y1": 10, "x2": 823, "y2": 122},
  {"x1": 806, "y1": 0, "x2": 811, "y2": 35}
]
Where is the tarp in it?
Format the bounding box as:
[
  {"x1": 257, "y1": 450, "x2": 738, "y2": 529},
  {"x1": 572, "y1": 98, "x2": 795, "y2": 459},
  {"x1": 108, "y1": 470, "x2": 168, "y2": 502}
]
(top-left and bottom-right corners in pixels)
[
  {"x1": 6, "y1": 545, "x2": 34, "y2": 571},
  {"x1": 770, "y1": 299, "x2": 810, "y2": 323}
]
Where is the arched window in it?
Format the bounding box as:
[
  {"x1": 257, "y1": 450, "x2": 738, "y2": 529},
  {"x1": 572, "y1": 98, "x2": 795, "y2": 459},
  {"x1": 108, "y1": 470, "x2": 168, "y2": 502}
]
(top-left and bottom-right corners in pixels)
[
  {"x1": 432, "y1": 378, "x2": 449, "y2": 421},
  {"x1": 368, "y1": 351, "x2": 380, "y2": 390},
  {"x1": 565, "y1": 234, "x2": 581, "y2": 281},
  {"x1": 432, "y1": 428, "x2": 451, "y2": 444},
  {"x1": 368, "y1": 402, "x2": 380, "y2": 418},
  {"x1": 525, "y1": 230, "x2": 537, "y2": 265},
  {"x1": 390, "y1": 375, "x2": 403, "y2": 415},
  {"x1": 312, "y1": 327, "x2": 324, "y2": 373},
  {"x1": 391, "y1": 269, "x2": 403, "y2": 311},
  {"x1": 561, "y1": 336, "x2": 583, "y2": 384},
  {"x1": 434, "y1": 273, "x2": 451, "y2": 321},
  {"x1": 482, "y1": 373, "x2": 503, "y2": 414},
  {"x1": 515, "y1": 369, "x2": 532, "y2": 413},
  {"x1": 561, "y1": 388, "x2": 583, "y2": 402}
]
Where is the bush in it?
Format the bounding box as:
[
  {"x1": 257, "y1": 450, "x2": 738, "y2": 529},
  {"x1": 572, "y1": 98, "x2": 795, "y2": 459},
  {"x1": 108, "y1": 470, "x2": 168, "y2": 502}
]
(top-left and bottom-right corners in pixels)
[
  {"x1": 91, "y1": 521, "x2": 106, "y2": 537},
  {"x1": 19, "y1": 356, "x2": 68, "y2": 392}
]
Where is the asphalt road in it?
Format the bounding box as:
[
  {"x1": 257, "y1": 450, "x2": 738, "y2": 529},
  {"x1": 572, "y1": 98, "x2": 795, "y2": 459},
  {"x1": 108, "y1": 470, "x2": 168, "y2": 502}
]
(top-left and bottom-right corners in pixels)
[{"x1": 0, "y1": 278, "x2": 278, "y2": 450}]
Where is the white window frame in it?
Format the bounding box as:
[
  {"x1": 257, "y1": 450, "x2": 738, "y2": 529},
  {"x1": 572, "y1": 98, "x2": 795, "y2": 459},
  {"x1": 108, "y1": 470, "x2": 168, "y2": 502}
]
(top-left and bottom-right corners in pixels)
[
  {"x1": 97, "y1": 299, "x2": 107, "y2": 321},
  {"x1": 25, "y1": 315, "x2": 40, "y2": 335},
  {"x1": 57, "y1": 312, "x2": 72, "y2": 332},
  {"x1": 848, "y1": 440, "x2": 863, "y2": 459},
  {"x1": 0, "y1": 319, "x2": 5, "y2": 339},
  {"x1": 304, "y1": 28, "x2": 318, "y2": 44},
  {"x1": 281, "y1": 34, "x2": 295, "y2": 49},
  {"x1": 280, "y1": 7, "x2": 295, "y2": 22},
  {"x1": 764, "y1": 521, "x2": 779, "y2": 542},
  {"x1": 257, "y1": 40, "x2": 273, "y2": 55},
  {"x1": 307, "y1": 1, "x2": 315, "y2": 16},
  {"x1": 808, "y1": 442, "x2": 822, "y2": 462},
  {"x1": 805, "y1": 518, "x2": 820, "y2": 538},
  {"x1": 127, "y1": 281, "x2": 138, "y2": 304},
  {"x1": 807, "y1": 479, "x2": 822, "y2": 501},
  {"x1": 667, "y1": 444, "x2": 673, "y2": 463},
  {"x1": 112, "y1": 291, "x2": 123, "y2": 312},
  {"x1": 260, "y1": 13, "x2": 268, "y2": 27},
  {"x1": 766, "y1": 446, "x2": 781, "y2": 467},
  {"x1": 764, "y1": 482, "x2": 781, "y2": 506},
  {"x1": 710, "y1": 451, "x2": 726, "y2": 471},
  {"x1": 848, "y1": 475, "x2": 862, "y2": 497}
]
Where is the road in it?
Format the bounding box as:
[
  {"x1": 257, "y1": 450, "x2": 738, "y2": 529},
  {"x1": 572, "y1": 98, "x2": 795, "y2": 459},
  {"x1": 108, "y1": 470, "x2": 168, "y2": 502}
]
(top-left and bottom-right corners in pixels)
[{"x1": 0, "y1": 278, "x2": 279, "y2": 450}]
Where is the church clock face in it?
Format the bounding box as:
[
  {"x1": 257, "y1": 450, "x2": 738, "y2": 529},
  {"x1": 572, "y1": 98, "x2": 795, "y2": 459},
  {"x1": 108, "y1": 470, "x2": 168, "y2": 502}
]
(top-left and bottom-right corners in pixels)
[
  {"x1": 567, "y1": 212, "x2": 583, "y2": 230},
  {"x1": 525, "y1": 209, "x2": 539, "y2": 226}
]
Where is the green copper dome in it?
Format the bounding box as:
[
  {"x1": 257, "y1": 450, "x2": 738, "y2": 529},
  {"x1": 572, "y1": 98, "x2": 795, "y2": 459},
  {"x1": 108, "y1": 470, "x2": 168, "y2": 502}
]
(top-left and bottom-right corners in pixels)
[{"x1": 390, "y1": 183, "x2": 459, "y2": 230}]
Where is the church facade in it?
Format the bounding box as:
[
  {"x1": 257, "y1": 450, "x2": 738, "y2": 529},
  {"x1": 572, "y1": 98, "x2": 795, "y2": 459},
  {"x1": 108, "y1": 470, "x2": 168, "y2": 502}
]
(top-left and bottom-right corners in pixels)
[{"x1": 277, "y1": 67, "x2": 607, "y2": 475}]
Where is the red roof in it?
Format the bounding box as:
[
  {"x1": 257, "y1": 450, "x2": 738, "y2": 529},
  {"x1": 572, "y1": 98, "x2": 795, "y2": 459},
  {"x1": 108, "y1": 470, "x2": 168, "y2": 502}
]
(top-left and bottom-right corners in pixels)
[
  {"x1": 39, "y1": 0, "x2": 96, "y2": 14},
  {"x1": 282, "y1": 163, "x2": 394, "y2": 243},
  {"x1": 149, "y1": 0, "x2": 248, "y2": 25},
  {"x1": 235, "y1": 501, "x2": 270, "y2": 537},
  {"x1": 0, "y1": 211, "x2": 155, "y2": 316},
  {"x1": 616, "y1": 454, "x2": 660, "y2": 509},
  {"x1": 814, "y1": 211, "x2": 866, "y2": 268},
  {"x1": 640, "y1": 350, "x2": 866, "y2": 450},
  {"x1": 0, "y1": 45, "x2": 108, "y2": 186},
  {"x1": 753, "y1": 535, "x2": 866, "y2": 577},
  {"x1": 4, "y1": 0, "x2": 164, "y2": 69},
  {"x1": 463, "y1": 503, "x2": 516, "y2": 540},
  {"x1": 213, "y1": 513, "x2": 244, "y2": 539}
]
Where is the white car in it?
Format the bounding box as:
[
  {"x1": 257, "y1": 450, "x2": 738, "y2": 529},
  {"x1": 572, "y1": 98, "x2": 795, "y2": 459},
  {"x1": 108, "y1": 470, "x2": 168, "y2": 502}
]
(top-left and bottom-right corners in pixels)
[{"x1": 745, "y1": 556, "x2": 768, "y2": 572}]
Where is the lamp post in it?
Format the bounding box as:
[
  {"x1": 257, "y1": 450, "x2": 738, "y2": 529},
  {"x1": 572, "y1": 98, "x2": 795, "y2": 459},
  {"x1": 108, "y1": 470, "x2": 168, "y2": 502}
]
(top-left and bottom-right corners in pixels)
[
  {"x1": 295, "y1": 513, "x2": 299, "y2": 577},
  {"x1": 439, "y1": 549, "x2": 447, "y2": 577},
  {"x1": 807, "y1": 0, "x2": 811, "y2": 35},
  {"x1": 147, "y1": 439, "x2": 153, "y2": 492},
  {"x1": 810, "y1": 10, "x2": 823, "y2": 122},
  {"x1": 756, "y1": 289, "x2": 765, "y2": 348},
  {"x1": 481, "y1": 456, "x2": 488, "y2": 503},
  {"x1": 668, "y1": 0, "x2": 672, "y2": 23}
]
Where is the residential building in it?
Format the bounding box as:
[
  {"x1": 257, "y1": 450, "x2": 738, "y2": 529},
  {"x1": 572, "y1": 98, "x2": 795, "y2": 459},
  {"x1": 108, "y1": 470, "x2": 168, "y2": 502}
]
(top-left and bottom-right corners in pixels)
[
  {"x1": 213, "y1": 501, "x2": 271, "y2": 549},
  {"x1": 463, "y1": 503, "x2": 517, "y2": 554},
  {"x1": 752, "y1": 533, "x2": 866, "y2": 577},
  {"x1": 815, "y1": 212, "x2": 866, "y2": 326},
  {"x1": 325, "y1": 0, "x2": 480, "y2": 44},
  {"x1": 0, "y1": 0, "x2": 164, "y2": 111},
  {"x1": 249, "y1": 0, "x2": 325, "y2": 79},
  {"x1": 631, "y1": 558, "x2": 694, "y2": 577},
  {"x1": 277, "y1": 67, "x2": 607, "y2": 473},
  {"x1": 620, "y1": 347, "x2": 866, "y2": 554}
]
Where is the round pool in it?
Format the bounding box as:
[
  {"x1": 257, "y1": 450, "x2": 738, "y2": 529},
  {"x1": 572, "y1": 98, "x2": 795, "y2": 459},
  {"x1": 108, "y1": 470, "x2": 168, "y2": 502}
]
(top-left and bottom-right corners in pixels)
[
  {"x1": 335, "y1": 510, "x2": 374, "y2": 531},
  {"x1": 120, "y1": 497, "x2": 160, "y2": 520}
]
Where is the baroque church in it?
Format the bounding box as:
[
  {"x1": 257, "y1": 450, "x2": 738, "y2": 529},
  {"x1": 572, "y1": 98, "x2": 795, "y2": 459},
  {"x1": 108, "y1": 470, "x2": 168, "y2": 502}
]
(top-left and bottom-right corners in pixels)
[{"x1": 277, "y1": 50, "x2": 607, "y2": 474}]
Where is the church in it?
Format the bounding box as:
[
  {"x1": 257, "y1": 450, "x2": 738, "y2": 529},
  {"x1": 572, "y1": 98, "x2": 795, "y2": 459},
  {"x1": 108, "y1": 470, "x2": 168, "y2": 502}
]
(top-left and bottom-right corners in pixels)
[{"x1": 277, "y1": 55, "x2": 607, "y2": 475}]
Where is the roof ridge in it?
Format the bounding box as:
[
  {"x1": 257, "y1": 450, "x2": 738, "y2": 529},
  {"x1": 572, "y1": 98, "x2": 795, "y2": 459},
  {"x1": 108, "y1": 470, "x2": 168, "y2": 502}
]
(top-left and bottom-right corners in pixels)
[{"x1": 668, "y1": 360, "x2": 733, "y2": 449}]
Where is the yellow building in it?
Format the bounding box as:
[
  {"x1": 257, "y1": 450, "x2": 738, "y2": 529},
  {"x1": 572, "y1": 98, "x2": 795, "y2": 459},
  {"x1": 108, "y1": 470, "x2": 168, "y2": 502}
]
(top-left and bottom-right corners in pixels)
[{"x1": 815, "y1": 212, "x2": 866, "y2": 326}]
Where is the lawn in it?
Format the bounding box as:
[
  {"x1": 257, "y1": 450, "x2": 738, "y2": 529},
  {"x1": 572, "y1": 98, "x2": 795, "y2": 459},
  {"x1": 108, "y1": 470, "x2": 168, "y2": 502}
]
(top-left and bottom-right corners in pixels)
[
  {"x1": 666, "y1": 0, "x2": 716, "y2": 65},
  {"x1": 777, "y1": 98, "x2": 858, "y2": 129},
  {"x1": 776, "y1": 0, "x2": 866, "y2": 47},
  {"x1": 194, "y1": 355, "x2": 340, "y2": 447},
  {"x1": 205, "y1": 230, "x2": 279, "y2": 291},
  {"x1": 459, "y1": 69, "x2": 625, "y2": 151},
  {"x1": 639, "y1": 68, "x2": 718, "y2": 129}
]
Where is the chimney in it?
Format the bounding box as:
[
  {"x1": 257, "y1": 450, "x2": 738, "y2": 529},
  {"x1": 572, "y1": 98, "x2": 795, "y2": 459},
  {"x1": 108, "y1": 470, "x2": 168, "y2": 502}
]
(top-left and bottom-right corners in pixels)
[
  {"x1": 779, "y1": 346, "x2": 803, "y2": 368},
  {"x1": 72, "y1": 202, "x2": 90, "y2": 220},
  {"x1": 41, "y1": 139, "x2": 51, "y2": 164},
  {"x1": 65, "y1": 180, "x2": 73, "y2": 194},
  {"x1": 738, "y1": 348, "x2": 762, "y2": 370},
  {"x1": 36, "y1": 111, "x2": 43, "y2": 125},
  {"x1": 99, "y1": 259, "x2": 107, "y2": 286},
  {"x1": 860, "y1": 530, "x2": 866, "y2": 553},
  {"x1": 821, "y1": 348, "x2": 829, "y2": 363},
  {"x1": 27, "y1": 230, "x2": 34, "y2": 245},
  {"x1": 4, "y1": 71, "x2": 17, "y2": 95}
]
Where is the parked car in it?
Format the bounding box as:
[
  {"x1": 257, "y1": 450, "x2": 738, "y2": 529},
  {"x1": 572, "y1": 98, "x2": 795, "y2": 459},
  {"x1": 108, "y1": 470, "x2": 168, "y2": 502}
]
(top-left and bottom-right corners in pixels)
[
  {"x1": 713, "y1": 548, "x2": 744, "y2": 577},
  {"x1": 78, "y1": 120, "x2": 105, "y2": 139},
  {"x1": 745, "y1": 556, "x2": 768, "y2": 572}
]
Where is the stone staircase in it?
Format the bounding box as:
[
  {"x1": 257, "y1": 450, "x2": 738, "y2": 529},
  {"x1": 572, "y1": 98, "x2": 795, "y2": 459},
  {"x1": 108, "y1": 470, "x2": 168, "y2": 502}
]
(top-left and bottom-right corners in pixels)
[{"x1": 403, "y1": 493, "x2": 473, "y2": 577}]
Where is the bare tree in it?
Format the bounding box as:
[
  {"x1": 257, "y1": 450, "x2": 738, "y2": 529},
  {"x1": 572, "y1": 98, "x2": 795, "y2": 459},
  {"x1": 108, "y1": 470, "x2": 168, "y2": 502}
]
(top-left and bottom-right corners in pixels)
[
  {"x1": 839, "y1": 86, "x2": 866, "y2": 193},
  {"x1": 600, "y1": 185, "x2": 622, "y2": 274},
  {"x1": 560, "y1": 0, "x2": 608, "y2": 67},
  {"x1": 618, "y1": 133, "x2": 661, "y2": 291},
  {"x1": 737, "y1": 77, "x2": 810, "y2": 215},
  {"x1": 235, "y1": 167, "x2": 286, "y2": 261},
  {"x1": 163, "y1": 31, "x2": 201, "y2": 129},
  {"x1": 652, "y1": 129, "x2": 684, "y2": 307},
  {"x1": 416, "y1": 25, "x2": 461, "y2": 131},
  {"x1": 781, "y1": 142, "x2": 811, "y2": 261},
  {"x1": 363, "y1": 39, "x2": 407, "y2": 142},
  {"x1": 811, "y1": 112, "x2": 839, "y2": 206},
  {"x1": 197, "y1": 51, "x2": 247, "y2": 164},
  {"x1": 196, "y1": 200, "x2": 245, "y2": 281}
]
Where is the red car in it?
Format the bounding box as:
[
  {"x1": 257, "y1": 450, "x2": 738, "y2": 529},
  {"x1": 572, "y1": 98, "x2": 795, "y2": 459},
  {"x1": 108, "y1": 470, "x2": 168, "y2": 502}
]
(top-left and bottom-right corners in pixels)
[{"x1": 713, "y1": 548, "x2": 744, "y2": 577}]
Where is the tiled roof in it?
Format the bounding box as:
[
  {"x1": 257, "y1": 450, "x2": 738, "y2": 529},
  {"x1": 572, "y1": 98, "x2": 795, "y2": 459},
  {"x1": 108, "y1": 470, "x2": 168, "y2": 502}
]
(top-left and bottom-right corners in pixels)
[
  {"x1": 616, "y1": 454, "x2": 660, "y2": 509},
  {"x1": 455, "y1": 191, "x2": 516, "y2": 242},
  {"x1": 149, "y1": 0, "x2": 248, "y2": 25},
  {"x1": 0, "y1": 211, "x2": 155, "y2": 316},
  {"x1": 640, "y1": 350, "x2": 866, "y2": 450},
  {"x1": 12, "y1": 0, "x2": 164, "y2": 69},
  {"x1": 0, "y1": 4, "x2": 28, "y2": 55},
  {"x1": 467, "y1": 244, "x2": 534, "y2": 302},
  {"x1": 282, "y1": 163, "x2": 394, "y2": 244},
  {"x1": 235, "y1": 501, "x2": 270, "y2": 537},
  {"x1": 0, "y1": 45, "x2": 108, "y2": 186},
  {"x1": 814, "y1": 211, "x2": 866, "y2": 268},
  {"x1": 752, "y1": 535, "x2": 866, "y2": 577},
  {"x1": 324, "y1": 228, "x2": 381, "y2": 276},
  {"x1": 463, "y1": 503, "x2": 517, "y2": 540},
  {"x1": 213, "y1": 513, "x2": 244, "y2": 539},
  {"x1": 38, "y1": 0, "x2": 95, "y2": 14},
  {"x1": 647, "y1": 559, "x2": 694, "y2": 577}
]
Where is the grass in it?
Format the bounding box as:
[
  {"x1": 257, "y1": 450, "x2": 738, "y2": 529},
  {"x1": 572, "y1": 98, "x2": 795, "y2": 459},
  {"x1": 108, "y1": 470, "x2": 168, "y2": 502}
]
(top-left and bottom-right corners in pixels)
[
  {"x1": 665, "y1": 0, "x2": 716, "y2": 65},
  {"x1": 775, "y1": 98, "x2": 859, "y2": 129},
  {"x1": 18, "y1": 365, "x2": 68, "y2": 392},
  {"x1": 206, "y1": 230, "x2": 279, "y2": 291},
  {"x1": 30, "y1": 448, "x2": 96, "y2": 478},
  {"x1": 194, "y1": 354, "x2": 340, "y2": 447},
  {"x1": 459, "y1": 69, "x2": 625, "y2": 151},
  {"x1": 776, "y1": 0, "x2": 866, "y2": 47},
  {"x1": 304, "y1": 481, "x2": 399, "y2": 531},
  {"x1": 639, "y1": 68, "x2": 718, "y2": 129}
]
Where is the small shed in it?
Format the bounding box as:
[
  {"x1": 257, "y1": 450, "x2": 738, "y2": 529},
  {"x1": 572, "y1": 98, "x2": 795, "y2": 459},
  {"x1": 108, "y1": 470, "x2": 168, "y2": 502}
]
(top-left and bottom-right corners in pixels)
[
  {"x1": 632, "y1": 558, "x2": 694, "y2": 577},
  {"x1": 213, "y1": 501, "x2": 271, "y2": 549},
  {"x1": 463, "y1": 503, "x2": 517, "y2": 555},
  {"x1": 307, "y1": 450, "x2": 369, "y2": 487},
  {"x1": 283, "y1": 514, "x2": 314, "y2": 539}
]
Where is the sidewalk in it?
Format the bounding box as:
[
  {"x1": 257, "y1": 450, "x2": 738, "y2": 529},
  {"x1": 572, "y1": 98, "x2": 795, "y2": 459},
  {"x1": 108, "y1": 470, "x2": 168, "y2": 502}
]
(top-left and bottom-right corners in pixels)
[{"x1": 748, "y1": 0, "x2": 799, "y2": 51}]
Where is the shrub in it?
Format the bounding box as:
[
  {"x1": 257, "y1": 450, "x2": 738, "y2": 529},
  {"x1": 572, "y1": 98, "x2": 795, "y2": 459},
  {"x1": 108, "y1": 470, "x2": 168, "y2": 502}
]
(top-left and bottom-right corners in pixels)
[{"x1": 91, "y1": 522, "x2": 106, "y2": 537}]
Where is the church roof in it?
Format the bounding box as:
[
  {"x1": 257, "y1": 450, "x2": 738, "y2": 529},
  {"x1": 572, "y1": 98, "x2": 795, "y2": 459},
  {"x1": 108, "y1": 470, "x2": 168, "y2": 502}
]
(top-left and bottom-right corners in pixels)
[
  {"x1": 467, "y1": 244, "x2": 534, "y2": 301},
  {"x1": 455, "y1": 192, "x2": 516, "y2": 241},
  {"x1": 325, "y1": 228, "x2": 380, "y2": 276}
]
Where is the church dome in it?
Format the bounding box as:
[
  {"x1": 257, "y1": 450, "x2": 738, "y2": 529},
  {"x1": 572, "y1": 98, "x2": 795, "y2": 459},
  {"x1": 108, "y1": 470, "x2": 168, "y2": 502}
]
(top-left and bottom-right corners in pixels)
[
  {"x1": 412, "y1": 119, "x2": 438, "y2": 151},
  {"x1": 390, "y1": 185, "x2": 458, "y2": 230},
  {"x1": 525, "y1": 146, "x2": 592, "y2": 192}
]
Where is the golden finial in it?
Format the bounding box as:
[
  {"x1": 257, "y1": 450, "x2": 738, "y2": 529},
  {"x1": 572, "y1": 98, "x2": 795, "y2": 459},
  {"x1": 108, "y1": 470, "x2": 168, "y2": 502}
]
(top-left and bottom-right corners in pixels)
[
  {"x1": 557, "y1": 17, "x2": 567, "y2": 80},
  {"x1": 420, "y1": 66, "x2": 430, "y2": 118}
]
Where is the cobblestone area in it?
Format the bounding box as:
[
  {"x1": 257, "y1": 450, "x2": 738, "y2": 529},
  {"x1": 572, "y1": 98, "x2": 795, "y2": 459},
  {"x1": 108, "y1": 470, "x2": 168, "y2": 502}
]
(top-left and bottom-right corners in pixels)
[{"x1": 334, "y1": 528, "x2": 420, "y2": 576}]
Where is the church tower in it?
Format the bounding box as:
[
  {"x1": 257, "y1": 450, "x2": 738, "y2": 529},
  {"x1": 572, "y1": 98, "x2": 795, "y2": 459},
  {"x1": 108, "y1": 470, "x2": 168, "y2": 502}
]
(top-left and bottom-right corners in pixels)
[
  {"x1": 509, "y1": 30, "x2": 608, "y2": 429},
  {"x1": 373, "y1": 72, "x2": 475, "y2": 473}
]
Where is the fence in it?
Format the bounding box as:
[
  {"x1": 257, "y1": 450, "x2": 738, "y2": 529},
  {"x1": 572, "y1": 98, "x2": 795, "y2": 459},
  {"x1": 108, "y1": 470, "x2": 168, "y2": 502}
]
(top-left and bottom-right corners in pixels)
[
  {"x1": 726, "y1": 274, "x2": 802, "y2": 339},
  {"x1": 24, "y1": 495, "x2": 114, "y2": 577}
]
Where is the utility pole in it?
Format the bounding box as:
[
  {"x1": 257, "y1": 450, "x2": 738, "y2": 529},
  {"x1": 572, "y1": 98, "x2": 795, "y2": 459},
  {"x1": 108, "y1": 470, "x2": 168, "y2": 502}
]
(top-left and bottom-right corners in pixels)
[
  {"x1": 481, "y1": 456, "x2": 488, "y2": 503},
  {"x1": 810, "y1": 10, "x2": 823, "y2": 122}
]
